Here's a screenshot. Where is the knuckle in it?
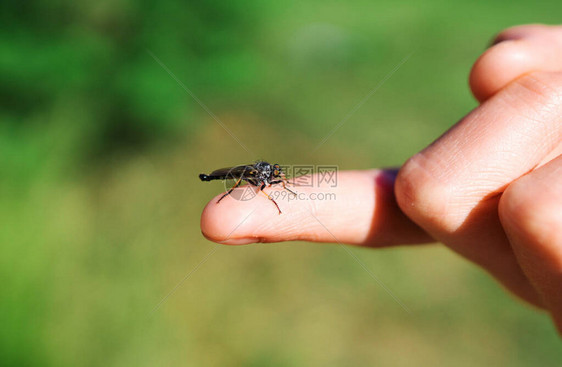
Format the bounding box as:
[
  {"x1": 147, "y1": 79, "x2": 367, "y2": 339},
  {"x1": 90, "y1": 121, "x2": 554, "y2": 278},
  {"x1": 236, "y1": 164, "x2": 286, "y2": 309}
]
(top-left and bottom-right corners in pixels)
[
  {"x1": 499, "y1": 177, "x2": 551, "y2": 237},
  {"x1": 501, "y1": 71, "x2": 562, "y2": 146},
  {"x1": 499, "y1": 179, "x2": 529, "y2": 224},
  {"x1": 395, "y1": 155, "x2": 452, "y2": 229},
  {"x1": 513, "y1": 71, "x2": 562, "y2": 107}
]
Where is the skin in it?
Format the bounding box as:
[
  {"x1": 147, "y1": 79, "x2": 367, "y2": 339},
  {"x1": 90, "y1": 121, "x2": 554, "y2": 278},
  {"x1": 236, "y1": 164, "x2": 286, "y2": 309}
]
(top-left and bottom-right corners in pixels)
[{"x1": 201, "y1": 24, "x2": 562, "y2": 335}]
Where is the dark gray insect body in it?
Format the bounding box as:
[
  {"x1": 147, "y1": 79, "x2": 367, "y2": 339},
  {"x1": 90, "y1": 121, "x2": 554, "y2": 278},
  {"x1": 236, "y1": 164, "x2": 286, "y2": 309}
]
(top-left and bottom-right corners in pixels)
[{"x1": 199, "y1": 161, "x2": 296, "y2": 214}]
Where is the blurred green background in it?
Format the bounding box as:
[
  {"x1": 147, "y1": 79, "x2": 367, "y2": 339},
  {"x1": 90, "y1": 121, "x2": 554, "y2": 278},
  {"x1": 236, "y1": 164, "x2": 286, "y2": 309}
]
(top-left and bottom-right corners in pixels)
[{"x1": 2, "y1": 0, "x2": 561, "y2": 366}]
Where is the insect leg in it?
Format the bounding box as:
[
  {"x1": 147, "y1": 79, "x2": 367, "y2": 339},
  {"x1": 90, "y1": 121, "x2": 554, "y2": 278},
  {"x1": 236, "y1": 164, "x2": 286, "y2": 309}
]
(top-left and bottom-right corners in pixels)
[
  {"x1": 281, "y1": 172, "x2": 298, "y2": 196},
  {"x1": 217, "y1": 177, "x2": 243, "y2": 203},
  {"x1": 260, "y1": 183, "x2": 282, "y2": 214},
  {"x1": 269, "y1": 180, "x2": 297, "y2": 197},
  {"x1": 282, "y1": 180, "x2": 297, "y2": 196}
]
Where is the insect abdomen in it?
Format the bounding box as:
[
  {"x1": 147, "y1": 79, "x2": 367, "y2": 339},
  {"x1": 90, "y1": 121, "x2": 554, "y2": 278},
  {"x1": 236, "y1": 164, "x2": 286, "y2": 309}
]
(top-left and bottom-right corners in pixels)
[{"x1": 199, "y1": 174, "x2": 222, "y2": 181}]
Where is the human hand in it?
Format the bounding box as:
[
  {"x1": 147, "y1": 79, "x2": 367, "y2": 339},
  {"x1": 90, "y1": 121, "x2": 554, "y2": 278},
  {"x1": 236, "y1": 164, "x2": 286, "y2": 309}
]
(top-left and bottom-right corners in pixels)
[{"x1": 201, "y1": 24, "x2": 562, "y2": 333}]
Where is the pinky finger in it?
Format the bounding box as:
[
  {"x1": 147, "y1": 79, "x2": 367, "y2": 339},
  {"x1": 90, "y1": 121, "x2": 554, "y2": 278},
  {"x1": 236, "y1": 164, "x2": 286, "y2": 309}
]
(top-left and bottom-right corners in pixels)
[{"x1": 499, "y1": 154, "x2": 562, "y2": 334}]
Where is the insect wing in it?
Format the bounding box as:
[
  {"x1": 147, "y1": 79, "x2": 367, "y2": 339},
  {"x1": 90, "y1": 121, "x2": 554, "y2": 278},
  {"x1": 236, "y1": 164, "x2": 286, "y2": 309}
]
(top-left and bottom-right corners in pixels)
[{"x1": 209, "y1": 165, "x2": 255, "y2": 180}]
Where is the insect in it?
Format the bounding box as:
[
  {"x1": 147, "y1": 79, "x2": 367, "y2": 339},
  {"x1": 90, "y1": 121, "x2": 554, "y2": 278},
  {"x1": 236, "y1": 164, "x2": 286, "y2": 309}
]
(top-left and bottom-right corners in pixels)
[{"x1": 199, "y1": 161, "x2": 297, "y2": 214}]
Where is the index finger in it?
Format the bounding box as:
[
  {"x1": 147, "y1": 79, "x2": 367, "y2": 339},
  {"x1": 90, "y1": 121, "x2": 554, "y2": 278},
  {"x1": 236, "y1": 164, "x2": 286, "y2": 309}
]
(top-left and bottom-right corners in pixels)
[{"x1": 200, "y1": 169, "x2": 432, "y2": 246}]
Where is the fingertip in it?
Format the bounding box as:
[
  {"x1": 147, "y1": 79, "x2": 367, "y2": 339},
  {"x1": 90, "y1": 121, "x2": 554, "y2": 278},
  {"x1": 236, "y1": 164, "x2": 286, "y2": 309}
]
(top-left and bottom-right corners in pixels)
[
  {"x1": 200, "y1": 193, "x2": 261, "y2": 245},
  {"x1": 469, "y1": 40, "x2": 533, "y2": 102},
  {"x1": 470, "y1": 24, "x2": 562, "y2": 102}
]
